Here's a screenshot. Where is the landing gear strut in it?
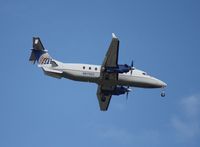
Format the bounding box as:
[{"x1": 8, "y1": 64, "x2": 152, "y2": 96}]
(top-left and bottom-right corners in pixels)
[{"x1": 161, "y1": 88, "x2": 165, "y2": 97}]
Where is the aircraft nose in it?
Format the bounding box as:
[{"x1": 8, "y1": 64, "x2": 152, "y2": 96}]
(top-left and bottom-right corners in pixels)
[
  {"x1": 156, "y1": 79, "x2": 167, "y2": 88},
  {"x1": 149, "y1": 77, "x2": 167, "y2": 88},
  {"x1": 160, "y1": 80, "x2": 167, "y2": 87}
]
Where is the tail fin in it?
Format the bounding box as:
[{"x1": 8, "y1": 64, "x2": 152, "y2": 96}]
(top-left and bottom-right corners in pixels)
[{"x1": 29, "y1": 37, "x2": 52, "y2": 64}]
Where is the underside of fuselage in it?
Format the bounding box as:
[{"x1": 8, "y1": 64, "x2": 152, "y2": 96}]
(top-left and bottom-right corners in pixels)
[{"x1": 60, "y1": 68, "x2": 163, "y2": 88}]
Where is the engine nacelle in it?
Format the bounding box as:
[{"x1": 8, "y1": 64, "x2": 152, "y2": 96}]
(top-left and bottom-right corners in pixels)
[
  {"x1": 102, "y1": 86, "x2": 131, "y2": 96},
  {"x1": 105, "y1": 64, "x2": 133, "y2": 74}
]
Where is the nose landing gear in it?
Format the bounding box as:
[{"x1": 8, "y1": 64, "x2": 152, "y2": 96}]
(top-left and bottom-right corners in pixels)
[
  {"x1": 161, "y1": 91, "x2": 165, "y2": 97},
  {"x1": 161, "y1": 88, "x2": 166, "y2": 97}
]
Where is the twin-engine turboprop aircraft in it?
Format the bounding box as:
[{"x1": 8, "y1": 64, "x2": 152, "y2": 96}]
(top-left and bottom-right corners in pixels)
[{"x1": 29, "y1": 33, "x2": 167, "y2": 111}]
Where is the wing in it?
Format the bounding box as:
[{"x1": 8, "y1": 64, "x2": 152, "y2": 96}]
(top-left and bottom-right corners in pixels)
[
  {"x1": 100, "y1": 33, "x2": 120, "y2": 83},
  {"x1": 102, "y1": 33, "x2": 119, "y2": 68},
  {"x1": 96, "y1": 33, "x2": 119, "y2": 111},
  {"x1": 96, "y1": 85, "x2": 112, "y2": 111}
]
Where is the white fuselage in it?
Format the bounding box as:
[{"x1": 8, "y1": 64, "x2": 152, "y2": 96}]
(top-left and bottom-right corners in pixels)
[{"x1": 42, "y1": 61, "x2": 166, "y2": 88}]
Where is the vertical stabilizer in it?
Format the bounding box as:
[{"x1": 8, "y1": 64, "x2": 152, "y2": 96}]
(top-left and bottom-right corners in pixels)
[{"x1": 29, "y1": 37, "x2": 52, "y2": 64}]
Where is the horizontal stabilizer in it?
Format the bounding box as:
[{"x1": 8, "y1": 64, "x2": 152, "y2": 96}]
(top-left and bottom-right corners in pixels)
[{"x1": 29, "y1": 51, "x2": 36, "y2": 64}]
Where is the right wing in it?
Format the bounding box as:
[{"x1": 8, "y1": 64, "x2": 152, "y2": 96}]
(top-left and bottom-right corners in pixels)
[
  {"x1": 102, "y1": 33, "x2": 119, "y2": 68},
  {"x1": 96, "y1": 85, "x2": 112, "y2": 111},
  {"x1": 100, "y1": 33, "x2": 120, "y2": 84}
]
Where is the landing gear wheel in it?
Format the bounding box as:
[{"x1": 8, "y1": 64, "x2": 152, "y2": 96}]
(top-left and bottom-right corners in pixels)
[
  {"x1": 161, "y1": 91, "x2": 165, "y2": 97},
  {"x1": 101, "y1": 96, "x2": 106, "y2": 102}
]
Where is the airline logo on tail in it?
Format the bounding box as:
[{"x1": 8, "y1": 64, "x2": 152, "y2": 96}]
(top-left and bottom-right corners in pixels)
[{"x1": 39, "y1": 53, "x2": 52, "y2": 64}]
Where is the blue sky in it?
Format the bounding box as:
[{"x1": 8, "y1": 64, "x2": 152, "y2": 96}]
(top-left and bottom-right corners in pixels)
[{"x1": 0, "y1": 0, "x2": 200, "y2": 147}]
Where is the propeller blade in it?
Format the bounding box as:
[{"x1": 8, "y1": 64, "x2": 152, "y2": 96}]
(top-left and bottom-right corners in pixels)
[
  {"x1": 130, "y1": 60, "x2": 134, "y2": 75},
  {"x1": 126, "y1": 86, "x2": 130, "y2": 103},
  {"x1": 126, "y1": 92, "x2": 128, "y2": 99},
  {"x1": 126, "y1": 92, "x2": 128, "y2": 103},
  {"x1": 131, "y1": 60, "x2": 133, "y2": 67}
]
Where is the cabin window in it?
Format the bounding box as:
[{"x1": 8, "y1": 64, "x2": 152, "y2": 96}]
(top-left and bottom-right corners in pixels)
[
  {"x1": 83, "y1": 66, "x2": 85, "y2": 69},
  {"x1": 95, "y1": 67, "x2": 97, "y2": 71},
  {"x1": 89, "y1": 67, "x2": 91, "y2": 70},
  {"x1": 142, "y1": 72, "x2": 147, "y2": 75}
]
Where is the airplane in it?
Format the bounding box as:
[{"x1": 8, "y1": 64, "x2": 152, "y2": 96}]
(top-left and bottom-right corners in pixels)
[{"x1": 29, "y1": 33, "x2": 167, "y2": 111}]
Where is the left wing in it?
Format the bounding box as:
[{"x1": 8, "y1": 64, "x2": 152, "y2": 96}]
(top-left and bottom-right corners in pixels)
[{"x1": 97, "y1": 33, "x2": 119, "y2": 111}]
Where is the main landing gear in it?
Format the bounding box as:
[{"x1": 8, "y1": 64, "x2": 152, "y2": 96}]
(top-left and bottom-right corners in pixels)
[{"x1": 101, "y1": 96, "x2": 106, "y2": 102}]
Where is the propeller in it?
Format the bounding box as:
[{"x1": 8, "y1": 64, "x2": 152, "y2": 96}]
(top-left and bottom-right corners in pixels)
[
  {"x1": 130, "y1": 60, "x2": 134, "y2": 75},
  {"x1": 131, "y1": 60, "x2": 134, "y2": 67},
  {"x1": 126, "y1": 91, "x2": 129, "y2": 103},
  {"x1": 125, "y1": 86, "x2": 131, "y2": 103}
]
